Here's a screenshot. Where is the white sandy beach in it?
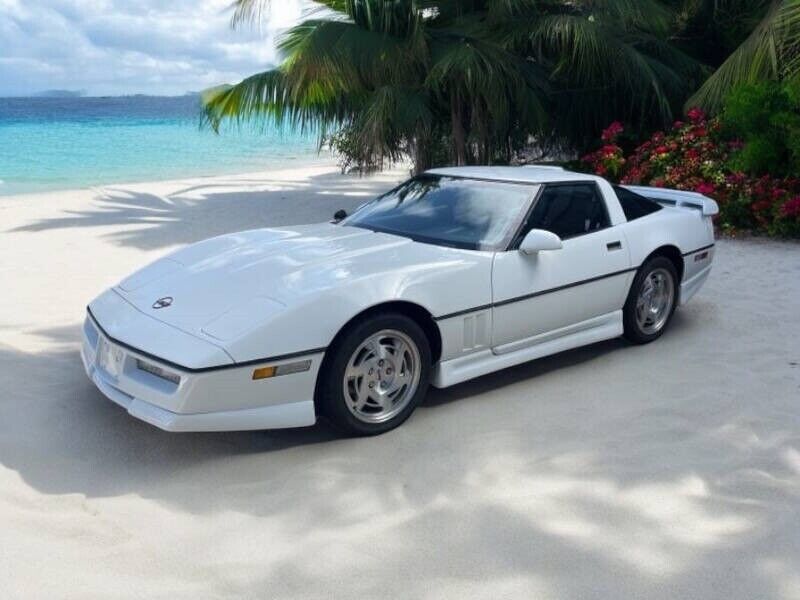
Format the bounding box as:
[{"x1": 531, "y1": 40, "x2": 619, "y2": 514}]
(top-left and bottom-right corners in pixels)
[{"x1": 1, "y1": 162, "x2": 799, "y2": 599}]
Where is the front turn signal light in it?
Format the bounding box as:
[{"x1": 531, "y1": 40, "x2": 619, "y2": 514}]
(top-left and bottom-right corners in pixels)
[
  {"x1": 252, "y1": 359, "x2": 312, "y2": 380},
  {"x1": 252, "y1": 366, "x2": 277, "y2": 380}
]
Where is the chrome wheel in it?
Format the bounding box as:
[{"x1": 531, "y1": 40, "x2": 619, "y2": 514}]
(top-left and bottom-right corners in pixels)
[
  {"x1": 635, "y1": 267, "x2": 675, "y2": 335},
  {"x1": 343, "y1": 329, "x2": 421, "y2": 424}
]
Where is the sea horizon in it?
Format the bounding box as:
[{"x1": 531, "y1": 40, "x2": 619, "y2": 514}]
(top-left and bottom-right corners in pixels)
[
  {"x1": 0, "y1": 95, "x2": 327, "y2": 196},
  {"x1": 0, "y1": 91, "x2": 200, "y2": 98}
]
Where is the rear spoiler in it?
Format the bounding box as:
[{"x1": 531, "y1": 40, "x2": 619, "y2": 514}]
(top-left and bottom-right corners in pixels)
[{"x1": 623, "y1": 185, "x2": 719, "y2": 217}]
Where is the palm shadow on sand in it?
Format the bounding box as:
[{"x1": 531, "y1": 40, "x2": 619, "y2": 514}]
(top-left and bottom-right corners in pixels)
[{"x1": 8, "y1": 170, "x2": 398, "y2": 250}]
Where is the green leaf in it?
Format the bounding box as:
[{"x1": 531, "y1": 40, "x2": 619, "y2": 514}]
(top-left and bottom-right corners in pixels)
[{"x1": 688, "y1": 0, "x2": 800, "y2": 112}]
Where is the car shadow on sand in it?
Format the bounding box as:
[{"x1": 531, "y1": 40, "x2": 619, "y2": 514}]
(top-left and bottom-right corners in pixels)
[
  {"x1": 2, "y1": 317, "x2": 679, "y2": 511},
  {"x1": 0, "y1": 324, "x2": 625, "y2": 503}
]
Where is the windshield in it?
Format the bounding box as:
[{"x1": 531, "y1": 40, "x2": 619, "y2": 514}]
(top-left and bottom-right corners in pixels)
[{"x1": 343, "y1": 175, "x2": 537, "y2": 251}]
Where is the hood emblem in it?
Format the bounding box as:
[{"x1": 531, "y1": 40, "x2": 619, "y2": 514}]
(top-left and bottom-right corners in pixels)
[{"x1": 152, "y1": 296, "x2": 173, "y2": 309}]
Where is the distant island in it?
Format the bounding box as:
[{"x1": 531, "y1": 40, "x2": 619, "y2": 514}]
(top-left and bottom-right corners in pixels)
[{"x1": 35, "y1": 90, "x2": 86, "y2": 98}]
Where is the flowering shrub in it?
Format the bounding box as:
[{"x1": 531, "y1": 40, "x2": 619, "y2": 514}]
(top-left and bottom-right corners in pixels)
[
  {"x1": 581, "y1": 122, "x2": 626, "y2": 178},
  {"x1": 783, "y1": 196, "x2": 800, "y2": 218},
  {"x1": 619, "y1": 110, "x2": 731, "y2": 193},
  {"x1": 582, "y1": 110, "x2": 800, "y2": 238}
]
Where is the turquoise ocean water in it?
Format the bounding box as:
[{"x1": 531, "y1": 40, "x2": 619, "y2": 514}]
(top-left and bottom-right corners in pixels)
[{"x1": 0, "y1": 95, "x2": 323, "y2": 196}]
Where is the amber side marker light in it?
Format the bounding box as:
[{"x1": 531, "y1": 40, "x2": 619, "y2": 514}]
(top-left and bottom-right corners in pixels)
[
  {"x1": 252, "y1": 359, "x2": 312, "y2": 380},
  {"x1": 252, "y1": 366, "x2": 277, "y2": 380}
]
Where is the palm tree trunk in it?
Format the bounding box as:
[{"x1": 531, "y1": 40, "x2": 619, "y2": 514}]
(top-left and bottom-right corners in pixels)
[
  {"x1": 413, "y1": 146, "x2": 427, "y2": 175},
  {"x1": 412, "y1": 126, "x2": 431, "y2": 175},
  {"x1": 450, "y1": 90, "x2": 468, "y2": 166},
  {"x1": 474, "y1": 103, "x2": 490, "y2": 165}
]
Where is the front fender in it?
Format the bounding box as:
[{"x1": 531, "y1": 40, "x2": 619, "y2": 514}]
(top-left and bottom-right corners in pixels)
[{"x1": 221, "y1": 246, "x2": 494, "y2": 363}]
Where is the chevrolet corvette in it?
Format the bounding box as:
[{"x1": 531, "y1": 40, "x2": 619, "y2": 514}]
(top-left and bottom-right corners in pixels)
[{"x1": 82, "y1": 166, "x2": 717, "y2": 435}]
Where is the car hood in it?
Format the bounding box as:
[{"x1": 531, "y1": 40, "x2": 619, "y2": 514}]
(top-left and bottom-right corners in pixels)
[{"x1": 114, "y1": 223, "x2": 416, "y2": 340}]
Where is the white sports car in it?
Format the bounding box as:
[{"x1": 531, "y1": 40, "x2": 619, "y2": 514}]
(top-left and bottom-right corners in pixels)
[{"x1": 82, "y1": 166, "x2": 717, "y2": 435}]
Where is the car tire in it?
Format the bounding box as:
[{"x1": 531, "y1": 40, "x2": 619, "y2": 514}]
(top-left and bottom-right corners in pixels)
[
  {"x1": 317, "y1": 312, "x2": 432, "y2": 436},
  {"x1": 623, "y1": 256, "x2": 679, "y2": 344}
]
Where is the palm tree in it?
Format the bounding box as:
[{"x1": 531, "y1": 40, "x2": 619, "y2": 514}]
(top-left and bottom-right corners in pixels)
[
  {"x1": 503, "y1": 0, "x2": 702, "y2": 146},
  {"x1": 203, "y1": 0, "x2": 701, "y2": 171},
  {"x1": 685, "y1": 0, "x2": 800, "y2": 111},
  {"x1": 204, "y1": 0, "x2": 547, "y2": 172}
]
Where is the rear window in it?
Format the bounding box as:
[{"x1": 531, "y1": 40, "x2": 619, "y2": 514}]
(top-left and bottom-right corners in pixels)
[{"x1": 614, "y1": 186, "x2": 663, "y2": 221}]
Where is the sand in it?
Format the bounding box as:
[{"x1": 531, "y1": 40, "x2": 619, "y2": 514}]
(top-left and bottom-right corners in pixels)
[{"x1": 1, "y1": 163, "x2": 799, "y2": 599}]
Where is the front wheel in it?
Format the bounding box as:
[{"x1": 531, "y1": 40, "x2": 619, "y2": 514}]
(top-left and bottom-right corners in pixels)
[
  {"x1": 317, "y1": 313, "x2": 431, "y2": 436},
  {"x1": 623, "y1": 257, "x2": 678, "y2": 344}
]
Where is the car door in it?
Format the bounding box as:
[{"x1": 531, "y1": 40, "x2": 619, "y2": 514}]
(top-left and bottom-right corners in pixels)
[{"x1": 491, "y1": 182, "x2": 633, "y2": 352}]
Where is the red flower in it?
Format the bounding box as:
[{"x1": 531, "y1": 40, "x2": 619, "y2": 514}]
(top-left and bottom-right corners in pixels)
[
  {"x1": 696, "y1": 182, "x2": 716, "y2": 195},
  {"x1": 655, "y1": 146, "x2": 669, "y2": 155},
  {"x1": 687, "y1": 107, "x2": 706, "y2": 123},
  {"x1": 752, "y1": 199, "x2": 772, "y2": 212},
  {"x1": 781, "y1": 197, "x2": 800, "y2": 218},
  {"x1": 601, "y1": 121, "x2": 624, "y2": 143},
  {"x1": 727, "y1": 172, "x2": 747, "y2": 185},
  {"x1": 601, "y1": 144, "x2": 620, "y2": 157}
]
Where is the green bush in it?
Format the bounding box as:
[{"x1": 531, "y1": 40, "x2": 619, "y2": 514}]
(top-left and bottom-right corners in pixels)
[
  {"x1": 325, "y1": 126, "x2": 393, "y2": 174},
  {"x1": 722, "y1": 81, "x2": 800, "y2": 177}
]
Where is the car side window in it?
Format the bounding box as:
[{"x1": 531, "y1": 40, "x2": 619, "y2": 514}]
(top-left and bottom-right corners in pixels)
[
  {"x1": 526, "y1": 183, "x2": 610, "y2": 240},
  {"x1": 613, "y1": 185, "x2": 663, "y2": 221}
]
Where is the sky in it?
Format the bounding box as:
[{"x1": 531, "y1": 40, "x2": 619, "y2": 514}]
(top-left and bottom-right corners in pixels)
[{"x1": 0, "y1": 0, "x2": 303, "y2": 97}]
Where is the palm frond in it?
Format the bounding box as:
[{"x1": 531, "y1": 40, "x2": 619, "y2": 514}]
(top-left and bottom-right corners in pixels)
[
  {"x1": 201, "y1": 68, "x2": 349, "y2": 135},
  {"x1": 426, "y1": 31, "x2": 548, "y2": 142},
  {"x1": 201, "y1": 70, "x2": 291, "y2": 131},
  {"x1": 484, "y1": 0, "x2": 539, "y2": 23},
  {"x1": 352, "y1": 86, "x2": 433, "y2": 160},
  {"x1": 576, "y1": 0, "x2": 674, "y2": 35},
  {"x1": 348, "y1": 0, "x2": 423, "y2": 36},
  {"x1": 529, "y1": 13, "x2": 691, "y2": 135},
  {"x1": 277, "y1": 19, "x2": 426, "y2": 92},
  {"x1": 778, "y1": 0, "x2": 800, "y2": 78},
  {"x1": 230, "y1": 0, "x2": 349, "y2": 28},
  {"x1": 688, "y1": 0, "x2": 800, "y2": 111},
  {"x1": 530, "y1": 13, "x2": 677, "y2": 102}
]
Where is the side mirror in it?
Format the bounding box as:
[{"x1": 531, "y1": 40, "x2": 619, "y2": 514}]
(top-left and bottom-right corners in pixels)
[
  {"x1": 519, "y1": 229, "x2": 563, "y2": 255},
  {"x1": 332, "y1": 209, "x2": 347, "y2": 223}
]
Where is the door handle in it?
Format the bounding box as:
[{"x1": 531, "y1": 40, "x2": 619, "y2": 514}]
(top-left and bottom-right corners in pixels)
[{"x1": 607, "y1": 241, "x2": 623, "y2": 251}]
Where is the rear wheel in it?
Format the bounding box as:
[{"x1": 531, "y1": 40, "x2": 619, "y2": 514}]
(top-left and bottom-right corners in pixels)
[
  {"x1": 318, "y1": 313, "x2": 431, "y2": 436},
  {"x1": 623, "y1": 257, "x2": 678, "y2": 344}
]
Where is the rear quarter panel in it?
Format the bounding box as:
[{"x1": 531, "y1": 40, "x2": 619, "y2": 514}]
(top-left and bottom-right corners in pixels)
[{"x1": 620, "y1": 207, "x2": 715, "y2": 283}]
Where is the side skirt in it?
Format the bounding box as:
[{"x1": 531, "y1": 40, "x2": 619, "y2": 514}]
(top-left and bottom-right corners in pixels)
[
  {"x1": 431, "y1": 311, "x2": 623, "y2": 388},
  {"x1": 679, "y1": 264, "x2": 712, "y2": 306}
]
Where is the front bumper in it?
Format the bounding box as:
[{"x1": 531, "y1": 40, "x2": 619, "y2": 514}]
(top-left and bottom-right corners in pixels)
[{"x1": 81, "y1": 314, "x2": 320, "y2": 432}]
